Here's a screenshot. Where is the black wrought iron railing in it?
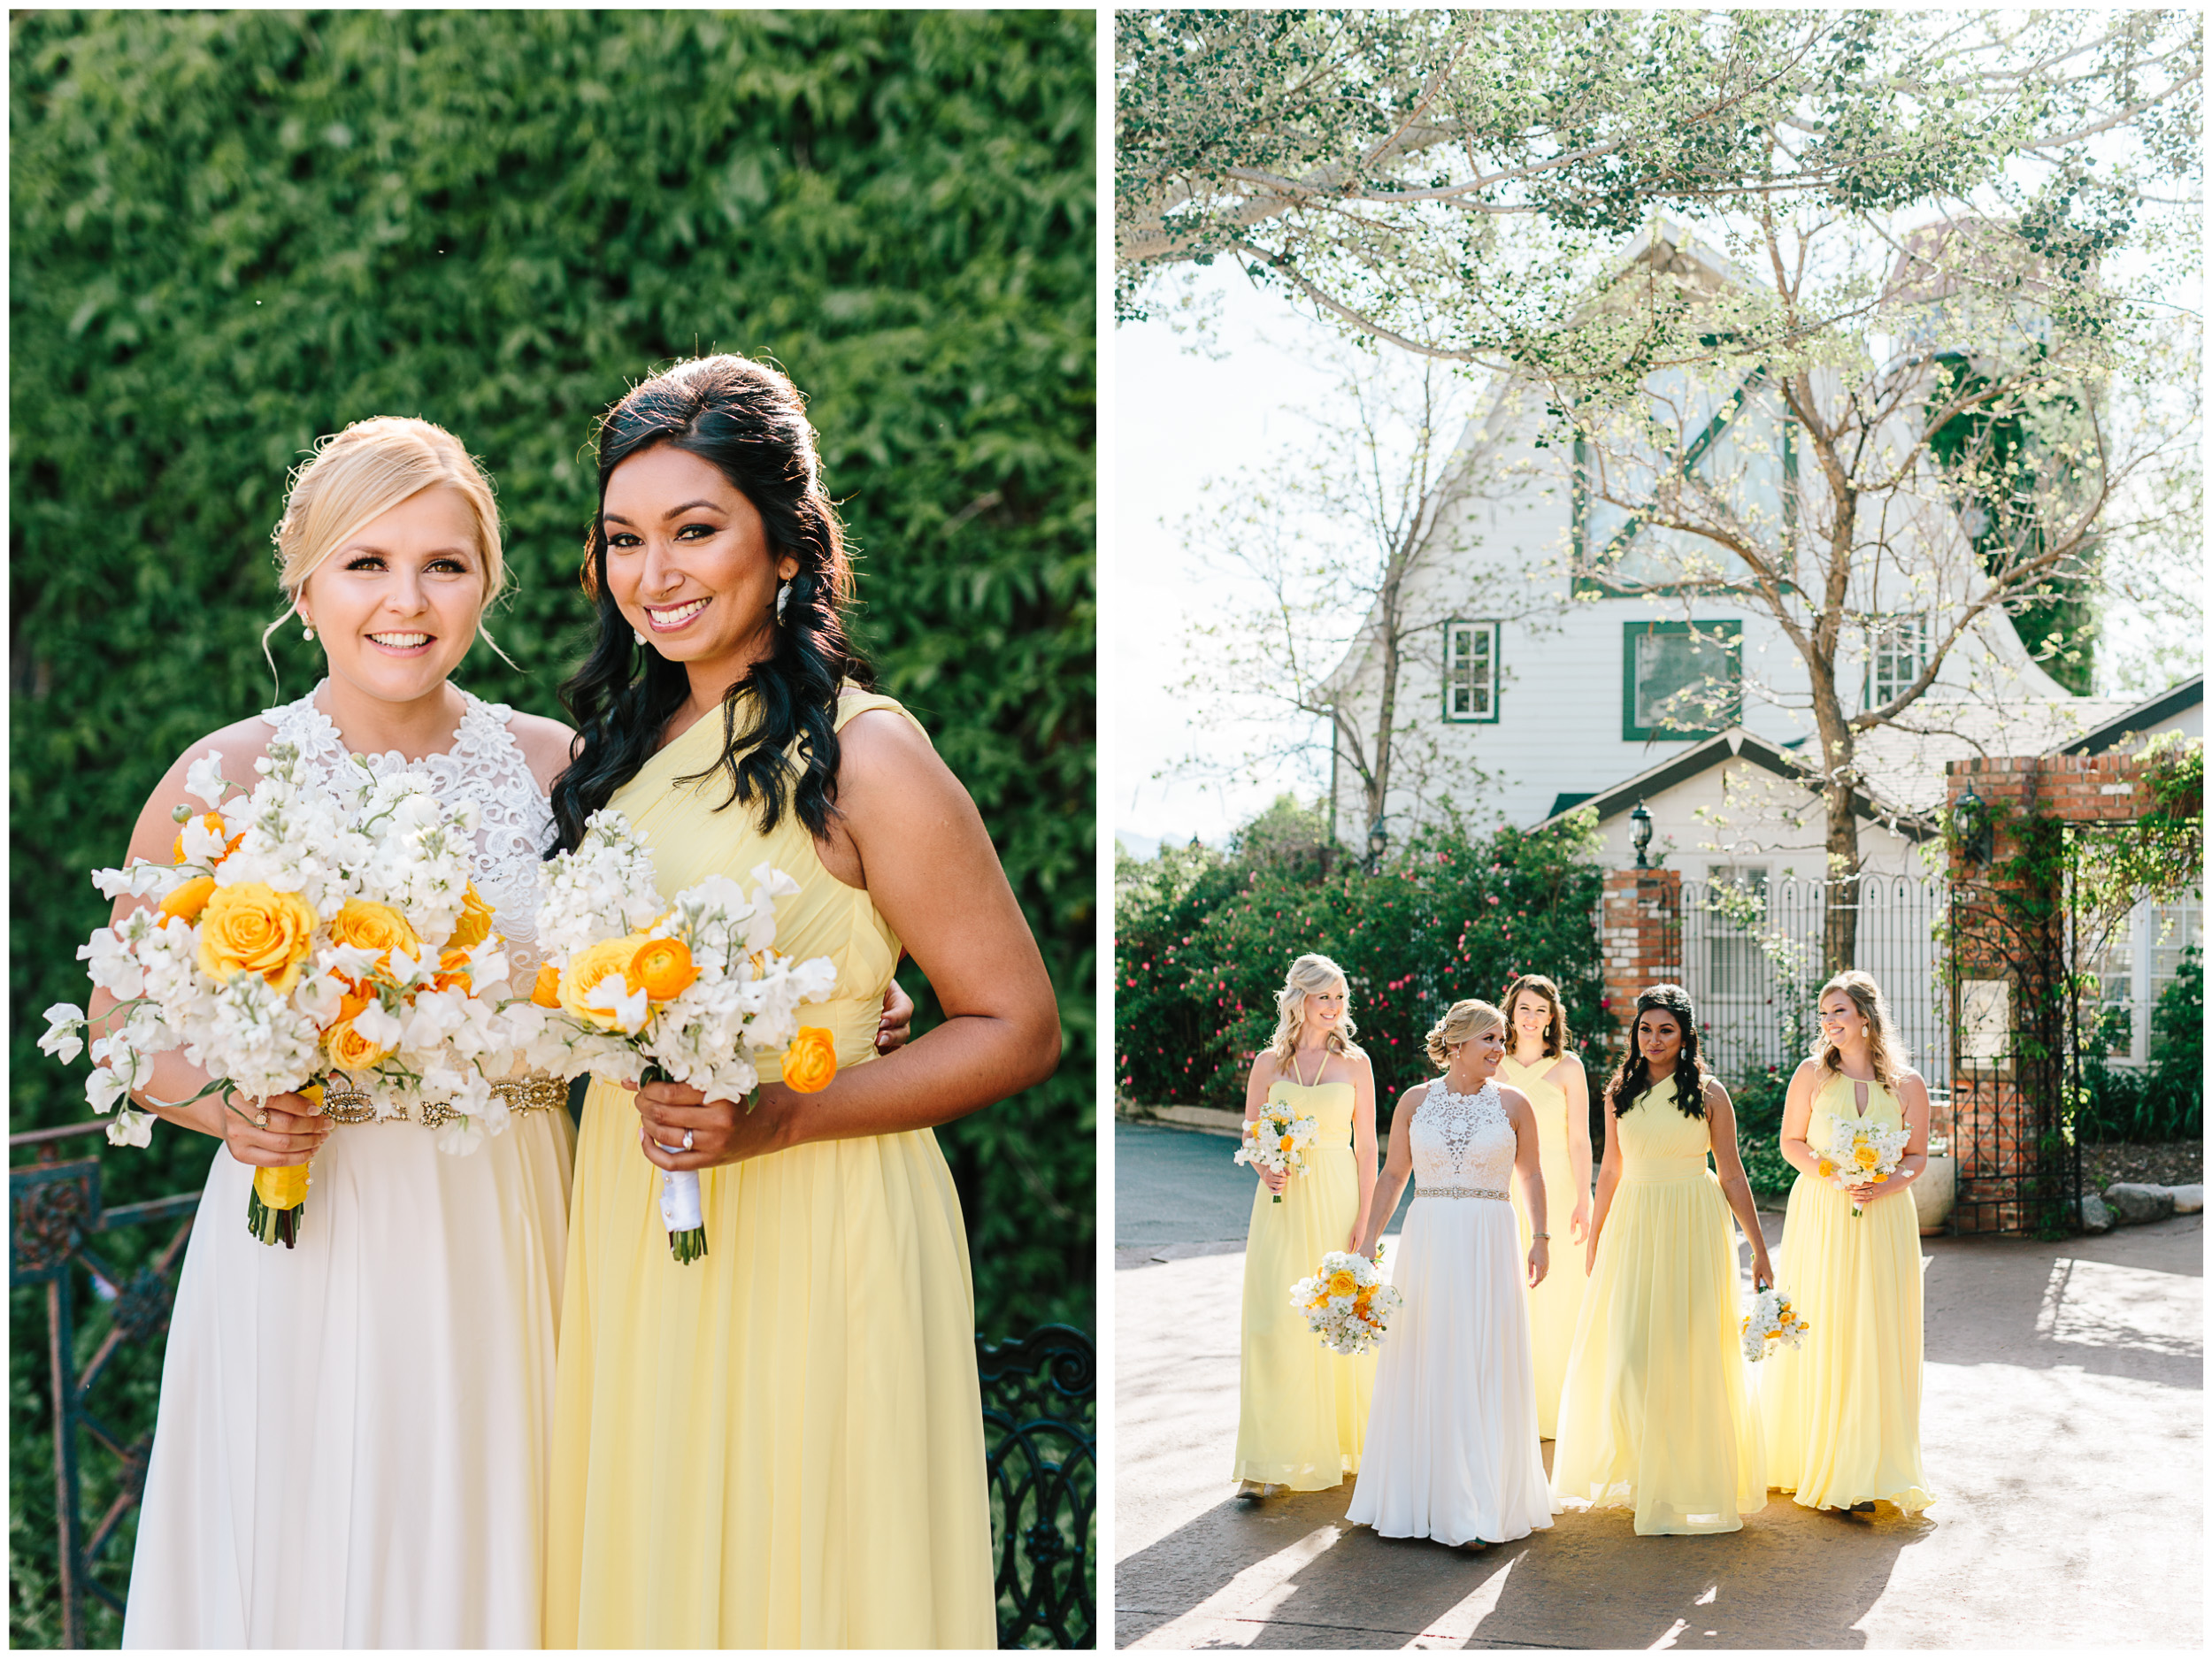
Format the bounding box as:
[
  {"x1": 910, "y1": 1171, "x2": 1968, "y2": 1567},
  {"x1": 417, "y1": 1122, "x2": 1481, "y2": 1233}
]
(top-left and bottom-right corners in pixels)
[{"x1": 11, "y1": 1125, "x2": 1095, "y2": 1650}]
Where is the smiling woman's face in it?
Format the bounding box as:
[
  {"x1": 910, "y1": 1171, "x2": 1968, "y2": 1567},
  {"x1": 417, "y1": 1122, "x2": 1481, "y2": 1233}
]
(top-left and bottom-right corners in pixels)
[
  {"x1": 1635, "y1": 1009, "x2": 1684, "y2": 1065},
  {"x1": 1302, "y1": 984, "x2": 1347, "y2": 1033},
  {"x1": 296, "y1": 485, "x2": 484, "y2": 709},
  {"x1": 601, "y1": 442, "x2": 798, "y2": 684}
]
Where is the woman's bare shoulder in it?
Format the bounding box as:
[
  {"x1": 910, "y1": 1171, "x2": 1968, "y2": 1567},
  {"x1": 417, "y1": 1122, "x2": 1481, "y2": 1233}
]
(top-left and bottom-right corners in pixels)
[{"x1": 502, "y1": 710, "x2": 577, "y2": 795}]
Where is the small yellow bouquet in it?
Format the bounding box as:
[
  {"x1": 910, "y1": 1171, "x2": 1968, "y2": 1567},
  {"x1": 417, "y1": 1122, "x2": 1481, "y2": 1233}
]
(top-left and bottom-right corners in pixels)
[
  {"x1": 1290, "y1": 1249, "x2": 1402, "y2": 1356},
  {"x1": 1235, "y1": 1097, "x2": 1317, "y2": 1203},
  {"x1": 1741, "y1": 1284, "x2": 1809, "y2": 1363},
  {"x1": 1818, "y1": 1120, "x2": 1913, "y2": 1217}
]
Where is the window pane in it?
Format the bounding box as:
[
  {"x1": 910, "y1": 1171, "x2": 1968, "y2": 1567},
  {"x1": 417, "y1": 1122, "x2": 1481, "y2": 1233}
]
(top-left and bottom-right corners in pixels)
[{"x1": 1635, "y1": 631, "x2": 1737, "y2": 731}]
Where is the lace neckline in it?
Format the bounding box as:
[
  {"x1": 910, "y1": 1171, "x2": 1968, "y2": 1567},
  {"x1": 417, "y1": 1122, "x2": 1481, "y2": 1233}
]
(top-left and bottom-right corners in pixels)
[{"x1": 289, "y1": 680, "x2": 490, "y2": 767}]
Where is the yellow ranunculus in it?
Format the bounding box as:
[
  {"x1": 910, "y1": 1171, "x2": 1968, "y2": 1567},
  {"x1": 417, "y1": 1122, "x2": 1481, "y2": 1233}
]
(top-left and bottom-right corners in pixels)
[
  {"x1": 160, "y1": 874, "x2": 219, "y2": 923},
  {"x1": 196, "y1": 882, "x2": 319, "y2": 993},
  {"x1": 448, "y1": 882, "x2": 496, "y2": 950},
  {"x1": 328, "y1": 898, "x2": 423, "y2": 977},
  {"x1": 561, "y1": 935, "x2": 649, "y2": 1027},
  {"x1": 781, "y1": 1026, "x2": 839, "y2": 1094},
  {"x1": 1278, "y1": 1134, "x2": 1295, "y2": 1152},
  {"x1": 530, "y1": 962, "x2": 564, "y2": 1009},
  {"x1": 1816, "y1": 1158, "x2": 1837, "y2": 1180},
  {"x1": 325, "y1": 1017, "x2": 393, "y2": 1072}
]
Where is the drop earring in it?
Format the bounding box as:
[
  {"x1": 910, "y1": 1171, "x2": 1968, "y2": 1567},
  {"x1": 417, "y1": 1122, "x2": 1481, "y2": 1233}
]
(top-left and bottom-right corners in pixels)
[
  {"x1": 302, "y1": 619, "x2": 316, "y2": 642},
  {"x1": 775, "y1": 579, "x2": 792, "y2": 622},
  {"x1": 634, "y1": 629, "x2": 648, "y2": 647}
]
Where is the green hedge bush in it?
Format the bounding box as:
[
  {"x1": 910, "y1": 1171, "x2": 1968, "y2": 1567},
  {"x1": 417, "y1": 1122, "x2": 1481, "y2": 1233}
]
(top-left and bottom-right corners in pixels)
[
  {"x1": 12, "y1": 17, "x2": 1093, "y2": 1640},
  {"x1": 1117, "y1": 808, "x2": 1608, "y2": 1119}
]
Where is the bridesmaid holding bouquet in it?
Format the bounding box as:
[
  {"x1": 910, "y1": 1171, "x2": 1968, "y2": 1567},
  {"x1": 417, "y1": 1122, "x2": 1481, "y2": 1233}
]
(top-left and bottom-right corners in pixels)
[
  {"x1": 1551, "y1": 984, "x2": 1770, "y2": 1535},
  {"x1": 1760, "y1": 971, "x2": 1937, "y2": 1516},
  {"x1": 1232, "y1": 953, "x2": 1379, "y2": 1499},
  {"x1": 1498, "y1": 972, "x2": 1593, "y2": 1438}
]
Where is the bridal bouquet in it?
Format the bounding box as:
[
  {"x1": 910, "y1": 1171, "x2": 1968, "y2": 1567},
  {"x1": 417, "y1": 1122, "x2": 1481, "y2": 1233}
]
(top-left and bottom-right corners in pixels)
[
  {"x1": 41, "y1": 744, "x2": 521, "y2": 1247},
  {"x1": 1817, "y1": 1119, "x2": 1913, "y2": 1217},
  {"x1": 518, "y1": 808, "x2": 839, "y2": 1264},
  {"x1": 1291, "y1": 1250, "x2": 1402, "y2": 1356},
  {"x1": 1236, "y1": 1096, "x2": 1317, "y2": 1204},
  {"x1": 1740, "y1": 1284, "x2": 1810, "y2": 1363}
]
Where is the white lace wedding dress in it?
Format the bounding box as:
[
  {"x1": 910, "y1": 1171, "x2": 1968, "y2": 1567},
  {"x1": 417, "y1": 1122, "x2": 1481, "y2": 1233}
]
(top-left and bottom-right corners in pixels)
[
  {"x1": 1347, "y1": 1078, "x2": 1558, "y2": 1546},
  {"x1": 122, "y1": 684, "x2": 575, "y2": 1648}
]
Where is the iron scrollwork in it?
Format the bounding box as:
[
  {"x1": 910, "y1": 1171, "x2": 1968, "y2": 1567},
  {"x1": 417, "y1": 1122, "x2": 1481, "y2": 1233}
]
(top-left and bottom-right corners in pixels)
[{"x1": 977, "y1": 1324, "x2": 1095, "y2": 1649}]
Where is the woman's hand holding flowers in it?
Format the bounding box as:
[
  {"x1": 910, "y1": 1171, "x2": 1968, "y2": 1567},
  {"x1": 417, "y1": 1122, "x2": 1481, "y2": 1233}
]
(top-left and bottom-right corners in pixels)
[
  {"x1": 219, "y1": 1090, "x2": 329, "y2": 1169},
  {"x1": 633, "y1": 1076, "x2": 795, "y2": 1171}
]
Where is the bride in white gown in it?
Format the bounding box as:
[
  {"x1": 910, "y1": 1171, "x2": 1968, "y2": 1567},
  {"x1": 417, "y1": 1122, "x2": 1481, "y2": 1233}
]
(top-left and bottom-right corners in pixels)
[
  {"x1": 1347, "y1": 998, "x2": 1559, "y2": 1548},
  {"x1": 111, "y1": 418, "x2": 580, "y2": 1647}
]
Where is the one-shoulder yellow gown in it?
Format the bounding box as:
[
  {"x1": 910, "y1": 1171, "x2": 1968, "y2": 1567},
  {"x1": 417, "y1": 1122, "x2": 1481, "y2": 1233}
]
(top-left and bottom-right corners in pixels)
[
  {"x1": 1501, "y1": 1052, "x2": 1589, "y2": 1439},
  {"x1": 1761, "y1": 1072, "x2": 1935, "y2": 1513},
  {"x1": 1551, "y1": 1083, "x2": 1764, "y2": 1534},
  {"x1": 542, "y1": 691, "x2": 994, "y2": 1648},
  {"x1": 1233, "y1": 1077, "x2": 1376, "y2": 1488}
]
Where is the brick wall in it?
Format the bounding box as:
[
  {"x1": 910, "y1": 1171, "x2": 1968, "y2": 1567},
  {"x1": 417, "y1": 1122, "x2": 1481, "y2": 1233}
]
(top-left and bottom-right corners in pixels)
[{"x1": 1600, "y1": 867, "x2": 1682, "y2": 1058}]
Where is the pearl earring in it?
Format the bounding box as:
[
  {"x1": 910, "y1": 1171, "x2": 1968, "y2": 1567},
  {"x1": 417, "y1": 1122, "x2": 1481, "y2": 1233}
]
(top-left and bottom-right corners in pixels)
[
  {"x1": 302, "y1": 621, "x2": 316, "y2": 642},
  {"x1": 634, "y1": 629, "x2": 648, "y2": 647},
  {"x1": 775, "y1": 580, "x2": 792, "y2": 622}
]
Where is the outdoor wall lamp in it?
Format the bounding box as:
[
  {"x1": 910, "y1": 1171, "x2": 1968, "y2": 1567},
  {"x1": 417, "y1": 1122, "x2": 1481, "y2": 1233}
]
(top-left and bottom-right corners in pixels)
[
  {"x1": 1366, "y1": 817, "x2": 1388, "y2": 871},
  {"x1": 1955, "y1": 781, "x2": 1993, "y2": 867},
  {"x1": 1630, "y1": 800, "x2": 1654, "y2": 869}
]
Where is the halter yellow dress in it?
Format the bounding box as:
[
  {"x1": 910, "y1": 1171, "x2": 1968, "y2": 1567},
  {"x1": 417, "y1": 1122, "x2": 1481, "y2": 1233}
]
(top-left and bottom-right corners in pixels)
[
  {"x1": 1501, "y1": 1052, "x2": 1590, "y2": 1439},
  {"x1": 1233, "y1": 1074, "x2": 1376, "y2": 1487},
  {"x1": 542, "y1": 691, "x2": 994, "y2": 1648},
  {"x1": 1760, "y1": 1071, "x2": 1935, "y2": 1513},
  {"x1": 1551, "y1": 1082, "x2": 1764, "y2": 1534}
]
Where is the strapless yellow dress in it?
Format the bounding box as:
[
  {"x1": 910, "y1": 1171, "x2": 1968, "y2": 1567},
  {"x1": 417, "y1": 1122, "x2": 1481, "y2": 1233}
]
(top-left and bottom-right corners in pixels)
[
  {"x1": 1760, "y1": 1072, "x2": 1935, "y2": 1513},
  {"x1": 1232, "y1": 1078, "x2": 1376, "y2": 1488},
  {"x1": 1551, "y1": 1083, "x2": 1765, "y2": 1534},
  {"x1": 1502, "y1": 1053, "x2": 1590, "y2": 1439},
  {"x1": 541, "y1": 691, "x2": 993, "y2": 1647}
]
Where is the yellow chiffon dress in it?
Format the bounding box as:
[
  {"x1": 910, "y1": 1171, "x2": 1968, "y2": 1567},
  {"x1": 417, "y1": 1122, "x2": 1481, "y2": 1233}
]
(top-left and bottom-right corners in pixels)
[
  {"x1": 1232, "y1": 1076, "x2": 1376, "y2": 1488},
  {"x1": 1502, "y1": 1052, "x2": 1589, "y2": 1439},
  {"x1": 542, "y1": 691, "x2": 994, "y2": 1649},
  {"x1": 1760, "y1": 1072, "x2": 1935, "y2": 1513},
  {"x1": 1551, "y1": 1083, "x2": 1765, "y2": 1534}
]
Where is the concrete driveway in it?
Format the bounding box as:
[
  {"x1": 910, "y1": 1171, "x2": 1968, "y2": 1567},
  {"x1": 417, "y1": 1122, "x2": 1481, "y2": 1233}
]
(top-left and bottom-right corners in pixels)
[{"x1": 1113, "y1": 1120, "x2": 2203, "y2": 1649}]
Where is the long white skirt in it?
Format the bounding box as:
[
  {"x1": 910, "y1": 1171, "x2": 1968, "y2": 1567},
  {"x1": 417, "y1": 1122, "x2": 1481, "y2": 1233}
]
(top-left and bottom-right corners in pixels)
[
  {"x1": 121, "y1": 1108, "x2": 574, "y2": 1648},
  {"x1": 1346, "y1": 1193, "x2": 1558, "y2": 1547}
]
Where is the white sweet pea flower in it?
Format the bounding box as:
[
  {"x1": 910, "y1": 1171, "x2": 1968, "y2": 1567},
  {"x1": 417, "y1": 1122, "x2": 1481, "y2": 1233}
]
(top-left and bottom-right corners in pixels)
[
  {"x1": 352, "y1": 1002, "x2": 405, "y2": 1048},
  {"x1": 583, "y1": 973, "x2": 650, "y2": 1034},
  {"x1": 105, "y1": 1108, "x2": 157, "y2": 1149},
  {"x1": 179, "y1": 815, "x2": 230, "y2": 864},
  {"x1": 86, "y1": 1067, "x2": 131, "y2": 1115},
  {"x1": 295, "y1": 972, "x2": 345, "y2": 1027},
  {"x1": 185, "y1": 751, "x2": 231, "y2": 808},
  {"x1": 40, "y1": 1005, "x2": 86, "y2": 1064},
  {"x1": 78, "y1": 930, "x2": 146, "y2": 1000}
]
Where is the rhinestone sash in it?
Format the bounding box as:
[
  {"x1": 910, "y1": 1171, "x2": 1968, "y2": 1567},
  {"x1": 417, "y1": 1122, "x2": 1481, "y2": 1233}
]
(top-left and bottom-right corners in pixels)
[
  {"x1": 1417, "y1": 1184, "x2": 1509, "y2": 1202},
  {"x1": 318, "y1": 1076, "x2": 568, "y2": 1126}
]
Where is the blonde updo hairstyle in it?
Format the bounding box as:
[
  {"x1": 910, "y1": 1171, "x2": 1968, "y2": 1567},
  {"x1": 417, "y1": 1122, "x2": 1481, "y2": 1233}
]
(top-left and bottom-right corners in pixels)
[
  {"x1": 260, "y1": 416, "x2": 512, "y2": 680},
  {"x1": 1265, "y1": 953, "x2": 1363, "y2": 1065},
  {"x1": 1811, "y1": 970, "x2": 1909, "y2": 1091},
  {"x1": 1425, "y1": 998, "x2": 1506, "y2": 1069},
  {"x1": 1501, "y1": 972, "x2": 1572, "y2": 1058}
]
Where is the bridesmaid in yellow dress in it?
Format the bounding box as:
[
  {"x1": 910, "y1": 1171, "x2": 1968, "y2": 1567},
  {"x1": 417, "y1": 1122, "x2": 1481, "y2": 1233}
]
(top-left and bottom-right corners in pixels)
[
  {"x1": 1552, "y1": 983, "x2": 1770, "y2": 1535},
  {"x1": 1499, "y1": 973, "x2": 1593, "y2": 1439},
  {"x1": 1761, "y1": 971, "x2": 1937, "y2": 1516},
  {"x1": 1232, "y1": 953, "x2": 1379, "y2": 1499},
  {"x1": 541, "y1": 357, "x2": 1062, "y2": 1648}
]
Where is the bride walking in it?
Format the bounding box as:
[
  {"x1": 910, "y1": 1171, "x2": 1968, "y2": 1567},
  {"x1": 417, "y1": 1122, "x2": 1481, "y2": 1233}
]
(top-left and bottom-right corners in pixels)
[{"x1": 1346, "y1": 999, "x2": 1557, "y2": 1549}]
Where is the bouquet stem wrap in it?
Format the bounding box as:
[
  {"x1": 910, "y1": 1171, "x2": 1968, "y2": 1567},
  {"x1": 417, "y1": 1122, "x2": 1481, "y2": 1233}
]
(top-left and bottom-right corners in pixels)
[
  {"x1": 641, "y1": 1063, "x2": 709, "y2": 1264},
  {"x1": 244, "y1": 1081, "x2": 322, "y2": 1248}
]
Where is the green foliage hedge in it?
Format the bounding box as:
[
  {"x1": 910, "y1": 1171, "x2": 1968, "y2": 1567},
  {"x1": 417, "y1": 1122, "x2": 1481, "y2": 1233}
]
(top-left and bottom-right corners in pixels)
[
  {"x1": 2080, "y1": 946, "x2": 2203, "y2": 1143},
  {"x1": 1117, "y1": 810, "x2": 1608, "y2": 1118},
  {"x1": 11, "y1": 19, "x2": 1093, "y2": 1638}
]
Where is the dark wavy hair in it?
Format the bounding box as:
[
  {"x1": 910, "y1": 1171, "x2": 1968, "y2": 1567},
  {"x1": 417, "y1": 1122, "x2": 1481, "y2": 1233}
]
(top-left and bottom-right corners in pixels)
[
  {"x1": 1607, "y1": 983, "x2": 1709, "y2": 1119},
  {"x1": 549, "y1": 356, "x2": 871, "y2": 854}
]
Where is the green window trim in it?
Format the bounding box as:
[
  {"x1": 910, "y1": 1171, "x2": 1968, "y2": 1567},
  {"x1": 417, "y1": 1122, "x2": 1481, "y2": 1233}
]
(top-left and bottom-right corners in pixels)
[
  {"x1": 1622, "y1": 619, "x2": 1742, "y2": 741},
  {"x1": 1442, "y1": 618, "x2": 1502, "y2": 724}
]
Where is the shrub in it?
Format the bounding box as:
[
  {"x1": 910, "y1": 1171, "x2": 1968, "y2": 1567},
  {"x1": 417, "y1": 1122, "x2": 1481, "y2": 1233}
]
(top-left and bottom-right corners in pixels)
[
  {"x1": 1118, "y1": 809, "x2": 1606, "y2": 1120},
  {"x1": 2078, "y1": 946, "x2": 2203, "y2": 1144}
]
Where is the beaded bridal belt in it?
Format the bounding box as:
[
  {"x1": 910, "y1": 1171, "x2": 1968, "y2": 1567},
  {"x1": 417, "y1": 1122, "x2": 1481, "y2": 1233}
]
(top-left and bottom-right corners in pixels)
[
  {"x1": 319, "y1": 1076, "x2": 568, "y2": 1126},
  {"x1": 1418, "y1": 1184, "x2": 1509, "y2": 1202}
]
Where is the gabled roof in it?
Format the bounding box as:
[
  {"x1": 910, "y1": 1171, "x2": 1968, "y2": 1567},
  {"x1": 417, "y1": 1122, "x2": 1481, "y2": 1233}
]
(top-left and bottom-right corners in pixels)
[
  {"x1": 1530, "y1": 726, "x2": 1931, "y2": 841},
  {"x1": 2055, "y1": 674, "x2": 2202, "y2": 756}
]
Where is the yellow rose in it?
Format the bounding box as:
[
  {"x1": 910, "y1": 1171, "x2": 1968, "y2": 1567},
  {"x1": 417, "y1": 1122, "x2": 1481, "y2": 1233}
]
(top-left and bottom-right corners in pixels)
[
  {"x1": 561, "y1": 936, "x2": 649, "y2": 1027},
  {"x1": 530, "y1": 963, "x2": 564, "y2": 1009},
  {"x1": 325, "y1": 1017, "x2": 393, "y2": 1072},
  {"x1": 447, "y1": 883, "x2": 496, "y2": 950},
  {"x1": 328, "y1": 898, "x2": 423, "y2": 978},
  {"x1": 1852, "y1": 1143, "x2": 1882, "y2": 1171},
  {"x1": 781, "y1": 1025, "x2": 839, "y2": 1094},
  {"x1": 1326, "y1": 1269, "x2": 1358, "y2": 1298},
  {"x1": 160, "y1": 874, "x2": 219, "y2": 923},
  {"x1": 196, "y1": 882, "x2": 319, "y2": 993}
]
